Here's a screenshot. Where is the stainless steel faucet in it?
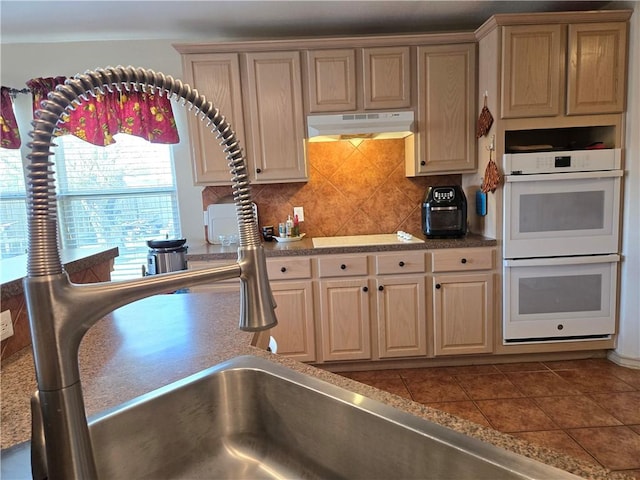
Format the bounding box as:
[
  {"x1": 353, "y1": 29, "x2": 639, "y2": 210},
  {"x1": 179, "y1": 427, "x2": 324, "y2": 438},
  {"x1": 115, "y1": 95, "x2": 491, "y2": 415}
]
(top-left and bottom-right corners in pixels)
[{"x1": 23, "y1": 66, "x2": 278, "y2": 479}]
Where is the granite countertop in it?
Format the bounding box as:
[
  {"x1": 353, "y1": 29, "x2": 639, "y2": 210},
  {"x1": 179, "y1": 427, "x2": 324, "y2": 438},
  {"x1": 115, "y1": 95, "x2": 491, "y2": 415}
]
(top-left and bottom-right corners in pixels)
[
  {"x1": 0, "y1": 291, "x2": 626, "y2": 479},
  {"x1": 186, "y1": 232, "x2": 497, "y2": 261},
  {"x1": 0, "y1": 246, "x2": 119, "y2": 300}
]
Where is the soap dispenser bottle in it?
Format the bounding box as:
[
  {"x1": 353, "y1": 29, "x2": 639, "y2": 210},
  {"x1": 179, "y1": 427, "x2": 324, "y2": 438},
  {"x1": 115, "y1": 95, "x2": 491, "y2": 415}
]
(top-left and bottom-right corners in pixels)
[{"x1": 285, "y1": 215, "x2": 293, "y2": 237}]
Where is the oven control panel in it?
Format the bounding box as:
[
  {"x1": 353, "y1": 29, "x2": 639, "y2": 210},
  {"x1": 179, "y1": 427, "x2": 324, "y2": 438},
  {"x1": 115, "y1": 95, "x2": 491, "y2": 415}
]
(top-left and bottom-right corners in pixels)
[{"x1": 503, "y1": 149, "x2": 621, "y2": 174}]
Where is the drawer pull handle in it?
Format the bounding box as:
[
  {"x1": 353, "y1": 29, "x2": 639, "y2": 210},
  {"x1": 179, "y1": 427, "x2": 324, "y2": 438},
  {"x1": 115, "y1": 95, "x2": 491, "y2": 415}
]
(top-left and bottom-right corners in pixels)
[
  {"x1": 280, "y1": 267, "x2": 286, "y2": 273},
  {"x1": 362, "y1": 286, "x2": 368, "y2": 292},
  {"x1": 461, "y1": 258, "x2": 467, "y2": 264},
  {"x1": 378, "y1": 285, "x2": 384, "y2": 291},
  {"x1": 435, "y1": 283, "x2": 441, "y2": 289},
  {"x1": 340, "y1": 264, "x2": 346, "y2": 270},
  {"x1": 398, "y1": 261, "x2": 405, "y2": 267}
]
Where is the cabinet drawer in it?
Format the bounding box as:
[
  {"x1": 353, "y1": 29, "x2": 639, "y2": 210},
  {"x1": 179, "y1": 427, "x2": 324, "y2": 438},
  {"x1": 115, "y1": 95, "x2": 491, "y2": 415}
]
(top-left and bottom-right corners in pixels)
[
  {"x1": 375, "y1": 251, "x2": 425, "y2": 275},
  {"x1": 267, "y1": 257, "x2": 312, "y2": 280},
  {"x1": 431, "y1": 248, "x2": 494, "y2": 272},
  {"x1": 318, "y1": 255, "x2": 368, "y2": 277}
]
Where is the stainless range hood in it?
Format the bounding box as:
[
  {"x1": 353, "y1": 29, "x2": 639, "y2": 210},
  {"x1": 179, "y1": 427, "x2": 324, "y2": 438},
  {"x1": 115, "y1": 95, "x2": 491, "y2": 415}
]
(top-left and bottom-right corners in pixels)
[{"x1": 307, "y1": 111, "x2": 414, "y2": 142}]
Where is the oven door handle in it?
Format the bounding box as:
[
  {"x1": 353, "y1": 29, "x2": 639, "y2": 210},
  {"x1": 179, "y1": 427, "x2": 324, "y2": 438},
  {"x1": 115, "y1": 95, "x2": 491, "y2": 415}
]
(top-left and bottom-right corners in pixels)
[
  {"x1": 504, "y1": 254, "x2": 620, "y2": 267},
  {"x1": 505, "y1": 170, "x2": 623, "y2": 182}
]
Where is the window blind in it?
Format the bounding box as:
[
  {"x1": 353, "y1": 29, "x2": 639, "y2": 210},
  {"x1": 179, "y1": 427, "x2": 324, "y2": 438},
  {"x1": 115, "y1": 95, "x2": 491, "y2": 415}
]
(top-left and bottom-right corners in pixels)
[
  {"x1": 54, "y1": 134, "x2": 181, "y2": 280},
  {"x1": 0, "y1": 148, "x2": 28, "y2": 259}
]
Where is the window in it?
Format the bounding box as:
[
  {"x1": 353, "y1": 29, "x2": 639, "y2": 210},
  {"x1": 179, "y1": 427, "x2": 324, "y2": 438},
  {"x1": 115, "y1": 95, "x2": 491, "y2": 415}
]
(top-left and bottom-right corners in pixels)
[
  {"x1": 0, "y1": 148, "x2": 28, "y2": 259},
  {"x1": 53, "y1": 134, "x2": 181, "y2": 280}
]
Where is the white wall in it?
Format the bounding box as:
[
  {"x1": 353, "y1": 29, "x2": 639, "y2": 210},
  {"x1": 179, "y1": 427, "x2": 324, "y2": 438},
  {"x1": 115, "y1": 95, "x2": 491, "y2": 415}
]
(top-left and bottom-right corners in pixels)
[
  {"x1": 0, "y1": 40, "x2": 205, "y2": 244},
  {"x1": 612, "y1": 3, "x2": 640, "y2": 366}
]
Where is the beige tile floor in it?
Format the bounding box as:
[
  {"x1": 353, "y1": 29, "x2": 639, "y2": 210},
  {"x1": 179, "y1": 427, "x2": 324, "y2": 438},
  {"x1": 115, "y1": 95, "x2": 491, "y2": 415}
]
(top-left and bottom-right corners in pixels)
[{"x1": 340, "y1": 358, "x2": 640, "y2": 479}]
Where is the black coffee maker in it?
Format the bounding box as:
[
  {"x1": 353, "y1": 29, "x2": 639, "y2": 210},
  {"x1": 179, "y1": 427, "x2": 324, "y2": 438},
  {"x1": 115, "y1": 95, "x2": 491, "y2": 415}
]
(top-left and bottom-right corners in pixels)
[{"x1": 422, "y1": 186, "x2": 467, "y2": 238}]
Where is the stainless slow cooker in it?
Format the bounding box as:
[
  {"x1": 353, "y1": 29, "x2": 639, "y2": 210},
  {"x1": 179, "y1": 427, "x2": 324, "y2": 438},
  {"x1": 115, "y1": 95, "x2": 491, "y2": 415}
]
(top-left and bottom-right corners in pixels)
[{"x1": 145, "y1": 238, "x2": 188, "y2": 275}]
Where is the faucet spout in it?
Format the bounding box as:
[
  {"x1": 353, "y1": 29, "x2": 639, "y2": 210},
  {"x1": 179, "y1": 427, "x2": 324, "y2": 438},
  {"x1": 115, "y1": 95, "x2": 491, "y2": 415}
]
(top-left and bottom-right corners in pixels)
[{"x1": 24, "y1": 66, "x2": 278, "y2": 479}]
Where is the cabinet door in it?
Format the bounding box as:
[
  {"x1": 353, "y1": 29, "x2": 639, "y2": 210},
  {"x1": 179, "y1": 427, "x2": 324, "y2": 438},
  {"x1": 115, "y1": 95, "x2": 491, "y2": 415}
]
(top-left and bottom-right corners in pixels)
[
  {"x1": 415, "y1": 44, "x2": 476, "y2": 174},
  {"x1": 318, "y1": 279, "x2": 371, "y2": 361},
  {"x1": 244, "y1": 51, "x2": 308, "y2": 182},
  {"x1": 306, "y1": 49, "x2": 357, "y2": 112},
  {"x1": 363, "y1": 46, "x2": 411, "y2": 110},
  {"x1": 270, "y1": 280, "x2": 316, "y2": 362},
  {"x1": 182, "y1": 53, "x2": 246, "y2": 185},
  {"x1": 433, "y1": 273, "x2": 493, "y2": 356},
  {"x1": 501, "y1": 24, "x2": 564, "y2": 118},
  {"x1": 567, "y1": 22, "x2": 627, "y2": 115},
  {"x1": 376, "y1": 276, "x2": 426, "y2": 359}
]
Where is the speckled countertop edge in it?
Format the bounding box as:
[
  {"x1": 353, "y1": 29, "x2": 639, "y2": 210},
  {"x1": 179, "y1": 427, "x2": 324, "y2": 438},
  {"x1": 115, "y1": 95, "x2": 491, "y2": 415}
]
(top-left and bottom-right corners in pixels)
[
  {"x1": 0, "y1": 292, "x2": 629, "y2": 480},
  {"x1": 186, "y1": 233, "x2": 497, "y2": 261},
  {"x1": 0, "y1": 246, "x2": 119, "y2": 301}
]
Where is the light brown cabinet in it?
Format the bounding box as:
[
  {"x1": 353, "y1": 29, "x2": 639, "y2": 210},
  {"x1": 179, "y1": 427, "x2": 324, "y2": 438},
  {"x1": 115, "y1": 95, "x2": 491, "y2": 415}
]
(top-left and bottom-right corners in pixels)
[
  {"x1": 430, "y1": 248, "x2": 494, "y2": 356},
  {"x1": 306, "y1": 46, "x2": 410, "y2": 113},
  {"x1": 409, "y1": 43, "x2": 477, "y2": 175},
  {"x1": 181, "y1": 53, "x2": 247, "y2": 185},
  {"x1": 567, "y1": 22, "x2": 627, "y2": 115},
  {"x1": 270, "y1": 280, "x2": 315, "y2": 361},
  {"x1": 244, "y1": 51, "x2": 308, "y2": 182},
  {"x1": 180, "y1": 51, "x2": 307, "y2": 185},
  {"x1": 501, "y1": 21, "x2": 627, "y2": 118},
  {"x1": 362, "y1": 47, "x2": 411, "y2": 110},
  {"x1": 267, "y1": 257, "x2": 316, "y2": 362},
  {"x1": 306, "y1": 49, "x2": 357, "y2": 112},
  {"x1": 317, "y1": 255, "x2": 371, "y2": 361}
]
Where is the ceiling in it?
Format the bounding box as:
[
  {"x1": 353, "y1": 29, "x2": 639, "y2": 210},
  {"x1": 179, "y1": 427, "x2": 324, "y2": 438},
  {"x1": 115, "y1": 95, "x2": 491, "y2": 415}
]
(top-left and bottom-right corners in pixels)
[{"x1": 0, "y1": 0, "x2": 632, "y2": 44}]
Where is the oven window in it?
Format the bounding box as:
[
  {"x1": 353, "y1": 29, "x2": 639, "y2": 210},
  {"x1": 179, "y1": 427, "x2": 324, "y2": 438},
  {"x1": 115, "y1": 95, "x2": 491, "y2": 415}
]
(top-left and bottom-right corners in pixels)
[
  {"x1": 519, "y1": 274, "x2": 602, "y2": 314},
  {"x1": 519, "y1": 191, "x2": 605, "y2": 233}
]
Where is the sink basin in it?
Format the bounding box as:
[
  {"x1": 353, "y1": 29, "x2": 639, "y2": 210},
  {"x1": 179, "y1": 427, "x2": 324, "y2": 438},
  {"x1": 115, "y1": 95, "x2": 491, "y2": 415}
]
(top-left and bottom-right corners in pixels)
[
  {"x1": 312, "y1": 233, "x2": 424, "y2": 248},
  {"x1": 3, "y1": 356, "x2": 579, "y2": 479}
]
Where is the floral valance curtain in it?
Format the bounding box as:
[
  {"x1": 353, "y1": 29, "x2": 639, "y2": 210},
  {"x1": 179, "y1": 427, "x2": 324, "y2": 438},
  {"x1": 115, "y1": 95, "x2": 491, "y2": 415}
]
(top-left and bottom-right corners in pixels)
[
  {"x1": 1, "y1": 86, "x2": 21, "y2": 149},
  {"x1": 26, "y1": 76, "x2": 179, "y2": 146}
]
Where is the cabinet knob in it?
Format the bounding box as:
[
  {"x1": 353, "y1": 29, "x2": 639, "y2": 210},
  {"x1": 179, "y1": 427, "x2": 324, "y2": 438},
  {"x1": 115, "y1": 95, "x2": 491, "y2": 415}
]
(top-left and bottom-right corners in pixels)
[
  {"x1": 420, "y1": 160, "x2": 426, "y2": 166},
  {"x1": 398, "y1": 261, "x2": 405, "y2": 267},
  {"x1": 280, "y1": 267, "x2": 286, "y2": 273},
  {"x1": 557, "y1": 324, "x2": 564, "y2": 331},
  {"x1": 460, "y1": 258, "x2": 467, "y2": 264},
  {"x1": 362, "y1": 286, "x2": 368, "y2": 292},
  {"x1": 435, "y1": 283, "x2": 441, "y2": 289},
  {"x1": 378, "y1": 285, "x2": 384, "y2": 291},
  {"x1": 340, "y1": 264, "x2": 346, "y2": 270},
  {"x1": 256, "y1": 168, "x2": 262, "y2": 174}
]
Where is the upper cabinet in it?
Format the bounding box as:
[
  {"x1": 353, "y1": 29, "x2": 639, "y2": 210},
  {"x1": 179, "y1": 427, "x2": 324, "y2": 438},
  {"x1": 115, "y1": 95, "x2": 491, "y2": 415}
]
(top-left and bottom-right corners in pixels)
[
  {"x1": 362, "y1": 47, "x2": 411, "y2": 110},
  {"x1": 244, "y1": 51, "x2": 307, "y2": 183},
  {"x1": 306, "y1": 49, "x2": 357, "y2": 112},
  {"x1": 411, "y1": 43, "x2": 477, "y2": 174},
  {"x1": 567, "y1": 22, "x2": 627, "y2": 115},
  {"x1": 499, "y1": 16, "x2": 628, "y2": 119},
  {"x1": 181, "y1": 53, "x2": 247, "y2": 185},
  {"x1": 306, "y1": 46, "x2": 411, "y2": 113},
  {"x1": 179, "y1": 50, "x2": 307, "y2": 185},
  {"x1": 501, "y1": 25, "x2": 564, "y2": 118}
]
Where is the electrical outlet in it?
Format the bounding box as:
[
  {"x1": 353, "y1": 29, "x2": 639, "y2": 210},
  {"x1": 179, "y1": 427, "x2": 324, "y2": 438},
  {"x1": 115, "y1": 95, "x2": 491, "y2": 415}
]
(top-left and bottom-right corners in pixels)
[
  {"x1": 1, "y1": 310, "x2": 14, "y2": 341},
  {"x1": 293, "y1": 206, "x2": 304, "y2": 222}
]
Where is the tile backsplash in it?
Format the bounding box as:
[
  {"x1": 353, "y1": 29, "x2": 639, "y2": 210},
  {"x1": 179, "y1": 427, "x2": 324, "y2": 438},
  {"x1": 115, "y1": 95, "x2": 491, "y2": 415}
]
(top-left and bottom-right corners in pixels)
[{"x1": 202, "y1": 138, "x2": 459, "y2": 239}]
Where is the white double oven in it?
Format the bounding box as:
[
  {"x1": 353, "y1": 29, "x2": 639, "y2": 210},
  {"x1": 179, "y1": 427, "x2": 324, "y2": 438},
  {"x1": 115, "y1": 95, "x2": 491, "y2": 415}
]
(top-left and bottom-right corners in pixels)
[{"x1": 502, "y1": 148, "x2": 623, "y2": 343}]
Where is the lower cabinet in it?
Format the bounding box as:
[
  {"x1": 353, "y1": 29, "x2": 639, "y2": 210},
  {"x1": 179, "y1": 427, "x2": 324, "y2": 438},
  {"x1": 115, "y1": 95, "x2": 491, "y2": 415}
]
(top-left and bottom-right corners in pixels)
[
  {"x1": 374, "y1": 251, "x2": 427, "y2": 359},
  {"x1": 375, "y1": 276, "x2": 427, "y2": 358},
  {"x1": 318, "y1": 278, "x2": 372, "y2": 362},
  {"x1": 266, "y1": 257, "x2": 316, "y2": 361},
  {"x1": 430, "y1": 248, "x2": 495, "y2": 356},
  {"x1": 270, "y1": 280, "x2": 316, "y2": 362},
  {"x1": 187, "y1": 246, "x2": 496, "y2": 363},
  {"x1": 317, "y1": 255, "x2": 371, "y2": 362}
]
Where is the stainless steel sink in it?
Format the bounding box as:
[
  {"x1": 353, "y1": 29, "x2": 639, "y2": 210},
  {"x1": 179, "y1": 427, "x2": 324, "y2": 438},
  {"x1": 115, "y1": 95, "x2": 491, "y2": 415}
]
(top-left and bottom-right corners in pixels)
[{"x1": 3, "y1": 356, "x2": 580, "y2": 479}]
